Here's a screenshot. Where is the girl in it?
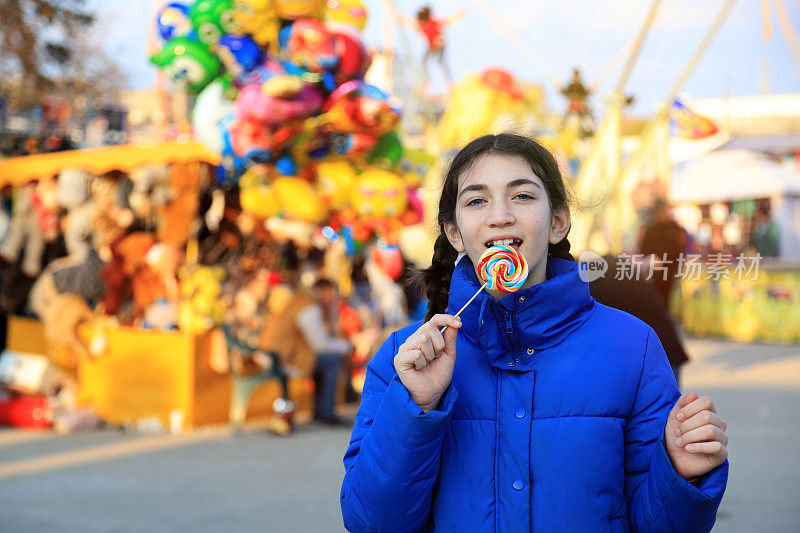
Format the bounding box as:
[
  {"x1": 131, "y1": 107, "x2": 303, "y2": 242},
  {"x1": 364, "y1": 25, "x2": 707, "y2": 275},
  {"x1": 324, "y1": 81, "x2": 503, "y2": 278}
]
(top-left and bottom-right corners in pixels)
[{"x1": 340, "y1": 134, "x2": 729, "y2": 532}]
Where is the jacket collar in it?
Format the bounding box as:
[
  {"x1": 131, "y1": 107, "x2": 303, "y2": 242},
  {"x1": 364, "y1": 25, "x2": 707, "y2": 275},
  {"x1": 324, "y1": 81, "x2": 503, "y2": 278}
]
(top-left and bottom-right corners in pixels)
[{"x1": 447, "y1": 255, "x2": 596, "y2": 370}]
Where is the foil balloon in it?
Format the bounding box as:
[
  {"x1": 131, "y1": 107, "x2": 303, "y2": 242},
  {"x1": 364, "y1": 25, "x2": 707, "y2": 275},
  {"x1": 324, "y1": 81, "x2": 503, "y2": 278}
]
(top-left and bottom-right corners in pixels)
[
  {"x1": 157, "y1": 2, "x2": 194, "y2": 41},
  {"x1": 366, "y1": 131, "x2": 403, "y2": 168},
  {"x1": 273, "y1": 0, "x2": 326, "y2": 20},
  {"x1": 216, "y1": 35, "x2": 265, "y2": 80},
  {"x1": 272, "y1": 176, "x2": 328, "y2": 223},
  {"x1": 239, "y1": 168, "x2": 281, "y2": 219},
  {"x1": 371, "y1": 243, "x2": 403, "y2": 281},
  {"x1": 316, "y1": 160, "x2": 356, "y2": 209},
  {"x1": 351, "y1": 168, "x2": 407, "y2": 218},
  {"x1": 322, "y1": 81, "x2": 400, "y2": 135},
  {"x1": 287, "y1": 18, "x2": 338, "y2": 72},
  {"x1": 235, "y1": 76, "x2": 323, "y2": 126},
  {"x1": 325, "y1": 0, "x2": 367, "y2": 30},
  {"x1": 233, "y1": 0, "x2": 280, "y2": 50},
  {"x1": 192, "y1": 79, "x2": 235, "y2": 153},
  {"x1": 330, "y1": 26, "x2": 370, "y2": 83},
  {"x1": 150, "y1": 37, "x2": 221, "y2": 93},
  {"x1": 190, "y1": 0, "x2": 238, "y2": 46}
]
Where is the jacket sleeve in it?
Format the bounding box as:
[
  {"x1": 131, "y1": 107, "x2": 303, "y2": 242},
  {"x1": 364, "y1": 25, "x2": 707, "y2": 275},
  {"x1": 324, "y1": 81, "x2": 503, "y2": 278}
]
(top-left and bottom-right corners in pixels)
[
  {"x1": 340, "y1": 329, "x2": 458, "y2": 533},
  {"x1": 624, "y1": 329, "x2": 729, "y2": 532}
]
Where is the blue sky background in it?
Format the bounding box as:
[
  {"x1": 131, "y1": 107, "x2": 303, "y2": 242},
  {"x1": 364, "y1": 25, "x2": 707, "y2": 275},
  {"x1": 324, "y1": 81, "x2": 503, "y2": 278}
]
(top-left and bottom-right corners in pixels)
[{"x1": 92, "y1": 0, "x2": 800, "y2": 116}]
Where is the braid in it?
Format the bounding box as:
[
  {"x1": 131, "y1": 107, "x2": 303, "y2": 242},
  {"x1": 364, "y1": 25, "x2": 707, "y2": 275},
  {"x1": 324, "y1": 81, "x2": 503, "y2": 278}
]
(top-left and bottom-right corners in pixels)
[
  {"x1": 548, "y1": 237, "x2": 574, "y2": 261},
  {"x1": 422, "y1": 233, "x2": 458, "y2": 321}
]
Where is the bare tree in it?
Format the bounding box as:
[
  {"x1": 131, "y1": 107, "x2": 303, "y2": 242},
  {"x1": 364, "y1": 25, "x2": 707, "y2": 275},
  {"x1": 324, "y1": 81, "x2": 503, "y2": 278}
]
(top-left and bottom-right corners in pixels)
[{"x1": 0, "y1": 0, "x2": 94, "y2": 109}]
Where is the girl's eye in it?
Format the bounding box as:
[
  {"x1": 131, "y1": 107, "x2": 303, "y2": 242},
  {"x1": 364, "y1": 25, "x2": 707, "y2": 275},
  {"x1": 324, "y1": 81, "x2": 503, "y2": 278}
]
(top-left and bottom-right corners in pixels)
[
  {"x1": 514, "y1": 193, "x2": 535, "y2": 201},
  {"x1": 465, "y1": 198, "x2": 485, "y2": 207}
]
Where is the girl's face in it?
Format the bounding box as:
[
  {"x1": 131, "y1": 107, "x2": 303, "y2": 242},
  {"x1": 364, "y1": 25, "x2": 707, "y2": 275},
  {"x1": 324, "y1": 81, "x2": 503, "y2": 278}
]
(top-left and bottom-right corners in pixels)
[{"x1": 444, "y1": 153, "x2": 570, "y2": 297}]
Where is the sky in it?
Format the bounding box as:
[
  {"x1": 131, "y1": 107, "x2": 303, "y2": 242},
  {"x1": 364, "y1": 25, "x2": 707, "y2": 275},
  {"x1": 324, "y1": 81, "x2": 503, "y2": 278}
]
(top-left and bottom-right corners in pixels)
[{"x1": 91, "y1": 0, "x2": 800, "y2": 116}]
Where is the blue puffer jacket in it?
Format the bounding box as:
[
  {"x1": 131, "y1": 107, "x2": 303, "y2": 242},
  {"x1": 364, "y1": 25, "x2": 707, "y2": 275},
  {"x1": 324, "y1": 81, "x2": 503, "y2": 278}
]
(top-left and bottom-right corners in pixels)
[{"x1": 341, "y1": 257, "x2": 728, "y2": 532}]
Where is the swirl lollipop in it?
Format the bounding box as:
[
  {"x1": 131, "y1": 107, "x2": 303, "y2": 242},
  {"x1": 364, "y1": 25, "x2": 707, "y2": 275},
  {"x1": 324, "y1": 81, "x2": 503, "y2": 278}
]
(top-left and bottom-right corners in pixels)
[
  {"x1": 441, "y1": 245, "x2": 529, "y2": 331},
  {"x1": 477, "y1": 244, "x2": 529, "y2": 293}
]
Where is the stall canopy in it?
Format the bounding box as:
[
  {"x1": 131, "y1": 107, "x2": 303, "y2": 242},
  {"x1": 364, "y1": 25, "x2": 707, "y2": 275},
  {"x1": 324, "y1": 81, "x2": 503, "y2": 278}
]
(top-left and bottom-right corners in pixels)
[
  {"x1": 0, "y1": 140, "x2": 221, "y2": 186},
  {"x1": 669, "y1": 149, "x2": 800, "y2": 203}
]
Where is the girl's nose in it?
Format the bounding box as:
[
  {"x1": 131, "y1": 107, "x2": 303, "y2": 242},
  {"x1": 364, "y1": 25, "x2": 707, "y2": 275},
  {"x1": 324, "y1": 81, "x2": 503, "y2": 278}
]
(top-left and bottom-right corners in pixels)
[{"x1": 487, "y1": 201, "x2": 515, "y2": 227}]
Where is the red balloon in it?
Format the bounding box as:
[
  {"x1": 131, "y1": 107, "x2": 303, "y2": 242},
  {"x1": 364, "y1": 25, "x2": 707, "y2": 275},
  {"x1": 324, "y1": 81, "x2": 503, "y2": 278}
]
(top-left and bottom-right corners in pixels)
[{"x1": 371, "y1": 244, "x2": 403, "y2": 281}]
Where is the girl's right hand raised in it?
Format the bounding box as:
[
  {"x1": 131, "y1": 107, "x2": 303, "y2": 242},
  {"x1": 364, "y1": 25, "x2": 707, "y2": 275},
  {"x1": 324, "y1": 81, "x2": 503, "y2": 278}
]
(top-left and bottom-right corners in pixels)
[{"x1": 393, "y1": 314, "x2": 461, "y2": 413}]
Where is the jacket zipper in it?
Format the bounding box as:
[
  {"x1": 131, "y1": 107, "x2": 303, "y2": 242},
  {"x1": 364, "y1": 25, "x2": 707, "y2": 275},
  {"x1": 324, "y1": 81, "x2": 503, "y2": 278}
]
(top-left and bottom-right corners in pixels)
[{"x1": 503, "y1": 310, "x2": 522, "y2": 366}]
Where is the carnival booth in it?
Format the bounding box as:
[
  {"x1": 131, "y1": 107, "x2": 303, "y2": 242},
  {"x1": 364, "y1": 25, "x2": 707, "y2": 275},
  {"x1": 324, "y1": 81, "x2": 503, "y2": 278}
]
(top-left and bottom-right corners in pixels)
[
  {"x1": 0, "y1": 141, "x2": 300, "y2": 432},
  {"x1": 668, "y1": 149, "x2": 800, "y2": 344},
  {"x1": 0, "y1": 0, "x2": 438, "y2": 433}
]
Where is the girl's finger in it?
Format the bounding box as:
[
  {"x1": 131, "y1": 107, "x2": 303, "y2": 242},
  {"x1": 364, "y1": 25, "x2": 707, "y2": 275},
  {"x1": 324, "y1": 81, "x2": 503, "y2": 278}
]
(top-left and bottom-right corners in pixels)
[
  {"x1": 675, "y1": 424, "x2": 728, "y2": 448},
  {"x1": 677, "y1": 394, "x2": 716, "y2": 422},
  {"x1": 429, "y1": 313, "x2": 462, "y2": 331},
  {"x1": 684, "y1": 441, "x2": 726, "y2": 456},
  {"x1": 424, "y1": 323, "x2": 446, "y2": 354},
  {"x1": 413, "y1": 351, "x2": 429, "y2": 370},
  {"x1": 395, "y1": 349, "x2": 423, "y2": 372},
  {"x1": 419, "y1": 333, "x2": 436, "y2": 362},
  {"x1": 677, "y1": 410, "x2": 727, "y2": 435}
]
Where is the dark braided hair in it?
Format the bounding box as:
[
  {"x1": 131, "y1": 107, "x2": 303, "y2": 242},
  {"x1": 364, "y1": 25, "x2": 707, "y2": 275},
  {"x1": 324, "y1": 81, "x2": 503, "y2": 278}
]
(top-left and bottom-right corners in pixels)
[{"x1": 420, "y1": 133, "x2": 573, "y2": 321}]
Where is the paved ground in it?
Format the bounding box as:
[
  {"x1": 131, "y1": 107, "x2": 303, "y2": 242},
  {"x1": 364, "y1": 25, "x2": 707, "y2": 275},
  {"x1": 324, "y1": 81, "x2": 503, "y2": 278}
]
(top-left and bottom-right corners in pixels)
[{"x1": 0, "y1": 336, "x2": 798, "y2": 532}]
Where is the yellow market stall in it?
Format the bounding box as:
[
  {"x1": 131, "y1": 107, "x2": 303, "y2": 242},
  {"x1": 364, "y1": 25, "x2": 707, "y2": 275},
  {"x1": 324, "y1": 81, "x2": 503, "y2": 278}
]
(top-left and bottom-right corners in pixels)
[{"x1": 2, "y1": 142, "x2": 310, "y2": 431}]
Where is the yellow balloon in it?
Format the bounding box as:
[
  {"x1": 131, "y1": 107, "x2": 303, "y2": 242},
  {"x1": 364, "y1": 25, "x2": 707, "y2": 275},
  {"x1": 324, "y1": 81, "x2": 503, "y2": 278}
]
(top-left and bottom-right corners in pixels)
[
  {"x1": 273, "y1": 0, "x2": 326, "y2": 20},
  {"x1": 352, "y1": 168, "x2": 407, "y2": 218},
  {"x1": 273, "y1": 176, "x2": 328, "y2": 223},
  {"x1": 316, "y1": 160, "x2": 357, "y2": 209},
  {"x1": 325, "y1": 0, "x2": 367, "y2": 30},
  {"x1": 240, "y1": 184, "x2": 281, "y2": 219},
  {"x1": 233, "y1": 0, "x2": 280, "y2": 50}
]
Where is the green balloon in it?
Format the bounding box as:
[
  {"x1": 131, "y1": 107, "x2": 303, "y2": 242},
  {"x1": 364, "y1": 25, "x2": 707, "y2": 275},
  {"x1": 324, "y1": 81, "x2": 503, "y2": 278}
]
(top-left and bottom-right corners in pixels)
[
  {"x1": 150, "y1": 37, "x2": 221, "y2": 93},
  {"x1": 367, "y1": 132, "x2": 404, "y2": 168}
]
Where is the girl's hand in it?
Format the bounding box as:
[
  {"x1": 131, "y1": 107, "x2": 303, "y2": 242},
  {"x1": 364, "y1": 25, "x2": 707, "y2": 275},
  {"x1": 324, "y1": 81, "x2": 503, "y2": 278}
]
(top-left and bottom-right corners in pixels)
[
  {"x1": 665, "y1": 392, "x2": 729, "y2": 481},
  {"x1": 393, "y1": 314, "x2": 461, "y2": 413}
]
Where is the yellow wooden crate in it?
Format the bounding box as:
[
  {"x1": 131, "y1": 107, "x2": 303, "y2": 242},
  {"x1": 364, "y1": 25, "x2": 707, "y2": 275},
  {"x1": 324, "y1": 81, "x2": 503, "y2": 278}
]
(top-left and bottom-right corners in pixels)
[{"x1": 5, "y1": 317, "x2": 312, "y2": 431}]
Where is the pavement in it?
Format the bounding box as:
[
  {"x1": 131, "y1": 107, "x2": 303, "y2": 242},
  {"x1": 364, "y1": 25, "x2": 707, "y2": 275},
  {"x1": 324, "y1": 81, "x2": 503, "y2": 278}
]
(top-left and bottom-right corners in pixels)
[{"x1": 0, "y1": 336, "x2": 798, "y2": 532}]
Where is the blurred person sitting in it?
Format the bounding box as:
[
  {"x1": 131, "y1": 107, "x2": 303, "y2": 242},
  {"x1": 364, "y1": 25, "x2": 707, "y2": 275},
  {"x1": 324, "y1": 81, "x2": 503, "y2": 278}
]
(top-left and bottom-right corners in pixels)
[{"x1": 260, "y1": 278, "x2": 352, "y2": 425}]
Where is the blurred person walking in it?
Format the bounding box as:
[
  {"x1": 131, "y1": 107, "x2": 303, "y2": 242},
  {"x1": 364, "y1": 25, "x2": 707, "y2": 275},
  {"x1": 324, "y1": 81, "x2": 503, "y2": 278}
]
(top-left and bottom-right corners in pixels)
[
  {"x1": 590, "y1": 255, "x2": 689, "y2": 387},
  {"x1": 639, "y1": 199, "x2": 688, "y2": 313}
]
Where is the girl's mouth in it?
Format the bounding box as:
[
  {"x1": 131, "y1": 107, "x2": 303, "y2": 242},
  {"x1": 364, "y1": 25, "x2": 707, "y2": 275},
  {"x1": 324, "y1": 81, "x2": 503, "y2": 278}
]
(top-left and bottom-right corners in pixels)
[{"x1": 485, "y1": 238, "x2": 523, "y2": 249}]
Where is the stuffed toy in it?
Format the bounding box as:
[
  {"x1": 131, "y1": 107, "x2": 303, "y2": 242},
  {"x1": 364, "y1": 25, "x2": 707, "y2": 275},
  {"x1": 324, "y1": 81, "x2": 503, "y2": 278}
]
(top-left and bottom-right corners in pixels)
[
  {"x1": 157, "y1": 162, "x2": 199, "y2": 248},
  {"x1": 57, "y1": 168, "x2": 93, "y2": 259},
  {"x1": 1, "y1": 183, "x2": 45, "y2": 278}
]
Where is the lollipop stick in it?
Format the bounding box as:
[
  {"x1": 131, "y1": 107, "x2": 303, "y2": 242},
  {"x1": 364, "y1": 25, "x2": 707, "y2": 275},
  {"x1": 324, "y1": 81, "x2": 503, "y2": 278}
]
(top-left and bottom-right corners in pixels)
[{"x1": 440, "y1": 282, "x2": 488, "y2": 333}]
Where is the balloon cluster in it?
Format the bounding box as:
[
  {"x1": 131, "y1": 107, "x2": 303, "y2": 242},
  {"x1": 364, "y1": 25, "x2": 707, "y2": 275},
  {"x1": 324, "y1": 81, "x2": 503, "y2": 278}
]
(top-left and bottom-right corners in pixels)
[
  {"x1": 478, "y1": 245, "x2": 529, "y2": 293},
  {"x1": 150, "y1": 0, "x2": 422, "y2": 247}
]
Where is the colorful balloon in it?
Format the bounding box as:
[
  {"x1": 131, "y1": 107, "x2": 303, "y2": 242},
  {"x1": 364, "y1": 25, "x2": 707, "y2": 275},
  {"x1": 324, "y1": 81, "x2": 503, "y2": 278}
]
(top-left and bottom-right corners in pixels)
[
  {"x1": 287, "y1": 18, "x2": 338, "y2": 72},
  {"x1": 477, "y1": 245, "x2": 529, "y2": 293},
  {"x1": 216, "y1": 35, "x2": 265, "y2": 79},
  {"x1": 233, "y1": 0, "x2": 281, "y2": 50},
  {"x1": 325, "y1": 0, "x2": 367, "y2": 30},
  {"x1": 316, "y1": 160, "x2": 356, "y2": 209},
  {"x1": 157, "y1": 2, "x2": 194, "y2": 41},
  {"x1": 273, "y1": 0, "x2": 326, "y2": 20},
  {"x1": 239, "y1": 169, "x2": 281, "y2": 218},
  {"x1": 190, "y1": 0, "x2": 237, "y2": 46},
  {"x1": 351, "y1": 168, "x2": 407, "y2": 218},
  {"x1": 192, "y1": 79, "x2": 235, "y2": 153},
  {"x1": 150, "y1": 37, "x2": 221, "y2": 93},
  {"x1": 273, "y1": 176, "x2": 328, "y2": 223}
]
